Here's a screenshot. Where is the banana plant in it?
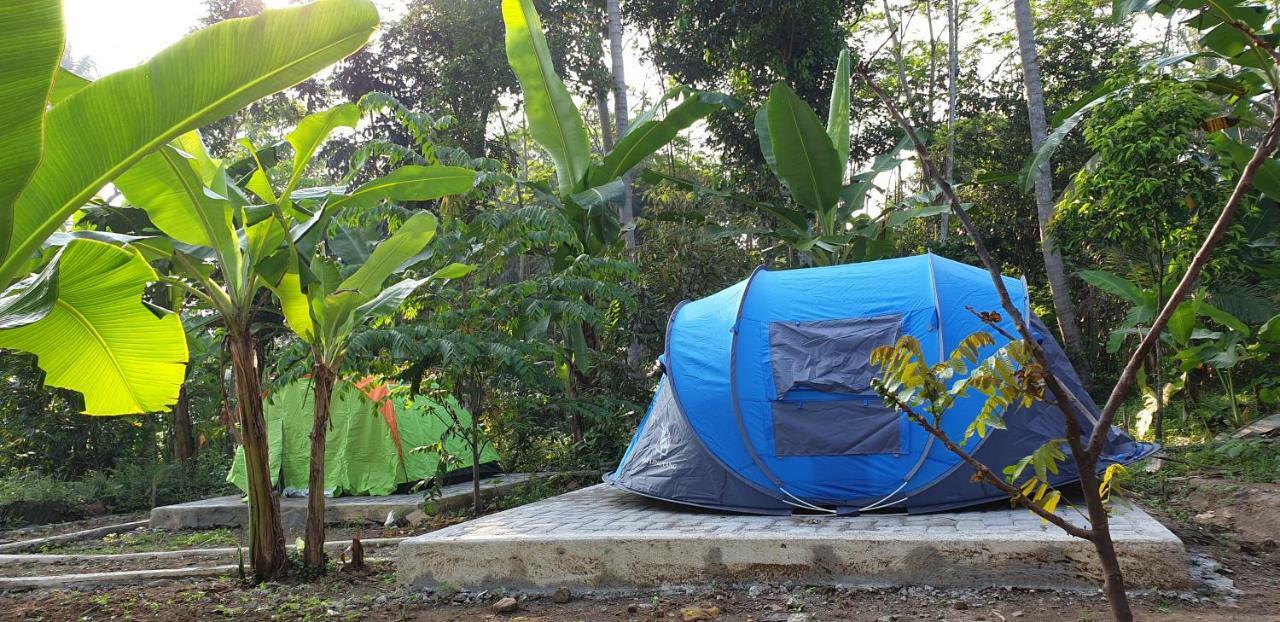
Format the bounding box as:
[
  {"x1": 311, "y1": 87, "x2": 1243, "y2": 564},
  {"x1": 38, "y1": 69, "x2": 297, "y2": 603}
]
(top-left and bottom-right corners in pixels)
[
  {"x1": 501, "y1": 0, "x2": 734, "y2": 259},
  {"x1": 271, "y1": 202, "x2": 476, "y2": 570},
  {"x1": 755, "y1": 50, "x2": 945, "y2": 266},
  {"x1": 0, "y1": 0, "x2": 378, "y2": 416},
  {"x1": 105, "y1": 91, "x2": 473, "y2": 578}
]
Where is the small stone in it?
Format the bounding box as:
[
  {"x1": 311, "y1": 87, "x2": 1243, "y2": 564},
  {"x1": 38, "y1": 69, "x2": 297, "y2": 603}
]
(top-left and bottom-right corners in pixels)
[
  {"x1": 404, "y1": 509, "x2": 429, "y2": 526},
  {"x1": 1011, "y1": 611, "x2": 1025, "y2": 618},
  {"x1": 492, "y1": 597, "x2": 519, "y2": 614},
  {"x1": 551, "y1": 587, "x2": 571, "y2": 604},
  {"x1": 952, "y1": 601, "x2": 969, "y2": 610},
  {"x1": 748, "y1": 584, "x2": 767, "y2": 598},
  {"x1": 787, "y1": 614, "x2": 815, "y2": 622},
  {"x1": 372, "y1": 595, "x2": 388, "y2": 606},
  {"x1": 877, "y1": 616, "x2": 899, "y2": 622},
  {"x1": 626, "y1": 604, "x2": 639, "y2": 613}
]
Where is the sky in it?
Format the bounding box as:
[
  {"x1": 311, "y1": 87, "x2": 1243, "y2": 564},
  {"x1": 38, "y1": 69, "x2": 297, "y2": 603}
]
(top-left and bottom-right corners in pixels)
[
  {"x1": 61, "y1": 0, "x2": 661, "y2": 108},
  {"x1": 63, "y1": 0, "x2": 409, "y2": 76}
]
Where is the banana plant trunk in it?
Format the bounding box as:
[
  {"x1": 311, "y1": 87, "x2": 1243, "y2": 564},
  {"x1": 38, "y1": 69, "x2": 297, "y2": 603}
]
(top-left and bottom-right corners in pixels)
[
  {"x1": 304, "y1": 364, "x2": 338, "y2": 569},
  {"x1": 172, "y1": 384, "x2": 196, "y2": 464},
  {"x1": 228, "y1": 330, "x2": 287, "y2": 581}
]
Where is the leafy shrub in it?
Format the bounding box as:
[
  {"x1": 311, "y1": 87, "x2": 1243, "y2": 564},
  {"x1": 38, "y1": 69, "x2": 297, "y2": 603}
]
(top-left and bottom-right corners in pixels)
[{"x1": 0, "y1": 451, "x2": 236, "y2": 526}]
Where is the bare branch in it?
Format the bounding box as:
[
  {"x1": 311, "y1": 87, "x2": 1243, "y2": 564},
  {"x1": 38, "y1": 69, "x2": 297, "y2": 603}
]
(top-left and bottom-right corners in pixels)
[{"x1": 882, "y1": 394, "x2": 1095, "y2": 540}]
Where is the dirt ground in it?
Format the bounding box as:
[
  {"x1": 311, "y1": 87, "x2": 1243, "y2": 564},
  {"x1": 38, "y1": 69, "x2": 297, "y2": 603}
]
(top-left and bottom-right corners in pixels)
[{"x1": 1, "y1": 477, "x2": 1277, "y2": 621}]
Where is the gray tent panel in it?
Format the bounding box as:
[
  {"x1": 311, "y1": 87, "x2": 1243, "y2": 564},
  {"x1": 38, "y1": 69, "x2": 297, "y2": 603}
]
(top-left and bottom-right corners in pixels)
[
  {"x1": 769, "y1": 314, "x2": 903, "y2": 395},
  {"x1": 606, "y1": 379, "x2": 792, "y2": 515}
]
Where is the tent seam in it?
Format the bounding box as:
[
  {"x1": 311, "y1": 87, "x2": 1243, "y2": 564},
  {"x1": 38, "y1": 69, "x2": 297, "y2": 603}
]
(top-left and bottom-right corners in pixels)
[{"x1": 653, "y1": 297, "x2": 793, "y2": 507}]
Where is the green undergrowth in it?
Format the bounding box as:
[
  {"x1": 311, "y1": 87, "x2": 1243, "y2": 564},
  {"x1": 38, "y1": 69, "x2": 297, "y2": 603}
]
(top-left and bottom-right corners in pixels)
[
  {"x1": 0, "y1": 451, "x2": 235, "y2": 528},
  {"x1": 1144, "y1": 438, "x2": 1280, "y2": 483},
  {"x1": 41, "y1": 527, "x2": 240, "y2": 554}
]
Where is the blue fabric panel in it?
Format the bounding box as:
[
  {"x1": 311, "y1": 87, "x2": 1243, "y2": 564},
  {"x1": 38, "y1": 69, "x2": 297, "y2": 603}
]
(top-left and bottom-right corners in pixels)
[
  {"x1": 769, "y1": 314, "x2": 903, "y2": 395},
  {"x1": 731, "y1": 257, "x2": 947, "y2": 503}
]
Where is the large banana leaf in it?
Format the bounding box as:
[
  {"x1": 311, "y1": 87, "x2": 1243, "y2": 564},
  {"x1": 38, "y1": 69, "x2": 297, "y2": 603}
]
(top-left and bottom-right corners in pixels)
[
  {"x1": 502, "y1": 0, "x2": 590, "y2": 196},
  {"x1": 0, "y1": 0, "x2": 379, "y2": 287},
  {"x1": 269, "y1": 260, "x2": 315, "y2": 343},
  {"x1": 0, "y1": 257, "x2": 59, "y2": 330},
  {"x1": 0, "y1": 239, "x2": 187, "y2": 414},
  {"x1": 282, "y1": 103, "x2": 361, "y2": 204},
  {"x1": 0, "y1": 0, "x2": 63, "y2": 262},
  {"x1": 827, "y1": 49, "x2": 852, "y2": 176},
  {"x1": 325, "y1": 165, "x2": 477, "y2": 210},
  {"x1": 352, "y1": 262, "x2": 474, "y2": 324},
  {"x1": 49, "y1": 69, "x2": 91, "y2": 105},
  {"x1": 297, "y1": 212, "x2": 444, "y2": 358},
  {"x1": 114, "y1": 144, "x2": 243, "y2": 283},
  {"x1": 339, "y1": 212, "x2": 439, "y2": 297},
  {"x1": 766, "y1": 82, "x2": 842, "y2": 214},
  {"x1": 1078, "y1": 269, "x2": 1149, "y2": 306},
  {"x1": 588, "y1": 91, "x2": 734, "y2": 187}
]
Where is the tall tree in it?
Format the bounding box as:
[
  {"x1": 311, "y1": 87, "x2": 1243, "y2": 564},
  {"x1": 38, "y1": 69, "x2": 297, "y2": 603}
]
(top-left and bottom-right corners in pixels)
[
  {"x1": 1013, "y1": 0, "x2": 1087, "y2": 359},
  {"x1": 626, "y1": 0, "x2": 865, "y2": 170},
  {"x1": 606, "y1": 0, "x2": 635, "y2": 247},
  {"x1": 942, "y1": 0, "x2": 957, "y2": 241}
]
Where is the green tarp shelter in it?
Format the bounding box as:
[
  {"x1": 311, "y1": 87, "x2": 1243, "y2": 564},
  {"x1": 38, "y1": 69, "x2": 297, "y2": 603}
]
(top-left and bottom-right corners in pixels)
[{"x1": 227, "y1": 378, "x2": 499, "y2": 496}]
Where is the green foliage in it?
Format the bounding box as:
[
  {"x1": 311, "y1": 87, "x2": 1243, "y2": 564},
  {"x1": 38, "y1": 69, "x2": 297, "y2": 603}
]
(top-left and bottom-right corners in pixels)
[
  {"x1": 870, "y1": 325, "x2": 1084, "y2": 518},
  {"x1": 625, "y1": 0, "x2": 862, "y2": 168},
  {"x1": 0, "y1": 451, "x2": 235, "y2": 527},
  {"x1": 1054, "y1": 79, "x2": 1223, "y2": 262},
  {"x1": 501, "y1": 0, "x2": 730, "y2": 256}
]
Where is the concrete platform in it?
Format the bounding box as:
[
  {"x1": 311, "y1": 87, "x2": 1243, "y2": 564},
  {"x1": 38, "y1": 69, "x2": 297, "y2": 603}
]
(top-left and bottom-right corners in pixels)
[
  {"x1": 151, "y1": 473, "x2": 536, "y2": 531},
  {"x1": 398, "y1": 484, "x2": 1188, "y2": 591}
]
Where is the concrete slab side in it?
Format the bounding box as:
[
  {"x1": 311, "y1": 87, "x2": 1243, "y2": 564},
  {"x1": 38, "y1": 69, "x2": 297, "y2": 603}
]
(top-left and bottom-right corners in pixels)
[
  {"x1": 150, "y1": 473, "x2": 536, "y2": 531},
  {"x1": 398, "y1": 484, "x2": 1187, "y2": 591}
]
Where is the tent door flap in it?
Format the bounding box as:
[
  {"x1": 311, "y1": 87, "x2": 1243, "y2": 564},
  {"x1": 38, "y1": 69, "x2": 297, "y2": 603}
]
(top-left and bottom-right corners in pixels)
[
  {"x1": 768, "y1": 314, "x2": 903, "y2": 397},
  {"x1": 771, "y1": 396, "x2": 902, "y2": 456}
]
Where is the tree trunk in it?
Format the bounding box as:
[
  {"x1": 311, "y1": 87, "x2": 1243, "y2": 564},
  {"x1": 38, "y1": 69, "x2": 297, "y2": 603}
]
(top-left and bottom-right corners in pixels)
[
  {"x1": 607, "y1": 0, "x2": 636, "y2": 248},
  {"x1": 228, "y1": 330, "x2": 287, "y2": 581},
  {"x1": 941, "y1": 0, "x2": 957, "y2": 242},
  {"x1": 1012, "y1": 0, "x2": 1088, "y2": 362},
  {"x1": 304, "y1": 364, "x2": 337, "y2": 570},
  {"x1": 172, "y1": 384, "x2": 196, "y2": 464},
  {"x1": 596, "y1": 90, "x2": 615, "y2": 151},
  {"x1": 1086, "y1": 485, "x2": 1135, "y2": 621}
]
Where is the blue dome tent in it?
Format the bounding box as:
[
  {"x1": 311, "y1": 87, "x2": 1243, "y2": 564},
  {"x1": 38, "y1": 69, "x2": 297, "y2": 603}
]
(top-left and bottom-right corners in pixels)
[{"x1": 606, "y1": 254, "x2": 1156, "y2": 515}]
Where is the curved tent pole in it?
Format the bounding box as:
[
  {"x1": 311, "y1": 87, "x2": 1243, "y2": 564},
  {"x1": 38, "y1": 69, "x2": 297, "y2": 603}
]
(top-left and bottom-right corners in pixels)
[
  {"x1": 857, "y1": 254, "x2": 947, "y2": 512},
  {"x1": 726, "y1": 266, "x2": 836, "y2": 514},
  {"x1": 661, "y1": 299, "x2": 801, "y2": 509}
]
